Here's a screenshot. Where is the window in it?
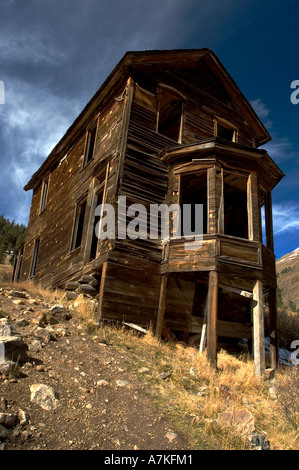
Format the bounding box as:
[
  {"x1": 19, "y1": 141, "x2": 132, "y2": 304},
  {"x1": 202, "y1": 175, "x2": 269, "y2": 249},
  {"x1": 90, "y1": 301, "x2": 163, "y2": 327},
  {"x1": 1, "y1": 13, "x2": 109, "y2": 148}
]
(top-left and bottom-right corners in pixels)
[
  {"x1": 89, "y1": 191, "x2": 103, "y2": 261},
  {"x1": 223, "y1": 171, "x2": 248, "y2": 239},
  {"x1": 180, "y1": 171, "x2": 208, "y2": 236},
  {"x1": 39, "y1": 177, "x2": 49, "y2": 213},
  {"x1": 215, "y1": 119, "x2": 237, "y2": 142},
  {"x1": 158, "y1": 90, "x2": 183, "y2": 142},
  {"x1": 30, "y1": 239, "x2": 40, "y2": 277},
  {"x1": 71, "y1": 198, "x2": 87, "y2": 251},
  {"x1": 84, "y1": 126, "x2": 97, "y2": 166}
]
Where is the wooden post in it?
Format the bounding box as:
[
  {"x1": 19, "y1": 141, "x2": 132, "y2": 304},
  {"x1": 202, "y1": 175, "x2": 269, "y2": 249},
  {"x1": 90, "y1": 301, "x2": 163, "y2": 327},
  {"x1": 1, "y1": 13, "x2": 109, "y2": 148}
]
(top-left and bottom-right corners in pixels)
[
  {"x1": 96, "y1": 262, "x2": 108, "y2": 324},
  {"x1": 268, "y1": 286, "x2": 279, "y2": 369},
  {"x1": 156, "y1": 274, "x2": 168, "y2": 338},
  {"x1": 252, "y1": 280, "x2": 265, "y2": 376},
  {"x1": 206, "y1": 271, "x2": 218, "y2": 367}
]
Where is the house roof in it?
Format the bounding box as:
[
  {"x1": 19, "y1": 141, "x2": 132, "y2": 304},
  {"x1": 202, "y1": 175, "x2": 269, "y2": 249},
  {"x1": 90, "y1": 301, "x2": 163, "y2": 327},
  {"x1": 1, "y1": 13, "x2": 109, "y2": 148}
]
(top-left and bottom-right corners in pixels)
[{"x1": 24, "y1": 49, "x2": 272, "y2": 191}]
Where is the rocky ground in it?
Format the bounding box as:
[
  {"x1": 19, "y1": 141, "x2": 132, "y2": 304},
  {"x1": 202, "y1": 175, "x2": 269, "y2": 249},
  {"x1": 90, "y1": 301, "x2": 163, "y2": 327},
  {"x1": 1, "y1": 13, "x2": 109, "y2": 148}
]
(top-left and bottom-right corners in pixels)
[{"x1": 0, "y1": 286, "x2": 191, "y2": 451}]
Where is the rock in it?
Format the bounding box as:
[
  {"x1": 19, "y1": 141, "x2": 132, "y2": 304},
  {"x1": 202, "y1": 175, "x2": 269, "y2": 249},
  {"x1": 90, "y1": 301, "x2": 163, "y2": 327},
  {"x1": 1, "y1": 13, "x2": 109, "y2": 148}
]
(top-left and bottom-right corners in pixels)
[
  {"x1": 65, "y1": 282, "x2": 81, "y2": 291},
  {"x1": 78, "y1": 275, "x2": 97, "y2": 284},
  {"x1": 138, "y1": 367, "x2": 150, "y2": 375},
  {"x1": 156, "y1": 370, "x2": 172, "y2": 380},
  {"x1": 97, "y1": 380, "x2": 109, "y2": 387},
  {"x1": 18, "y1": 409, "x2": 29, "y2": 426},
  {"x1": 165, "y1": 431, "x2": 177, "y2": 442},
  {"x1": 0, "y1": 425, "x2": 9, "y2": 440},
  {"x1": 77, "y1": 284, "x2": 98, "y2": 296},
  {"x1": 15, "y1": 319, "x2": 29, "y2": 328},
  {"x1": 12, "y1": 299, "x2": 26, "y2": 306},
  {"x1": 55, "y1": 327, "x2": 70, "y2": 337},
  {"x1": 32, "y1": 311, "x2": 48, "y2": 327},
  {"x1": 30, "y1": 384, "x2": 59, "y2": 411},
  {"x1": 0, "y1": 413, "x2": 15, "y2": 428},
  {"x1": 0, "y1": 397, "x2": 7, "y2": 412},
  {"x1": 116, "y1": 380, "x2": 128, "y2": 387},
  {"x1": 219, "y1": 384, "x2": 237, "y2": 400},
  {"x1": 10, "y1": 291, "x2": 28, "y2": 299},
  {"x1": 248, "y1": 432, "x2": 270, "y2": 450},
  {"x1": 66, "y1": 292, "x2": 79, "y2": 301},
  {"x1": 32, "y1": 327, "x2": 53, "y2": 344},
  {"x1": 264, "y1": 368, "x2": 275, "y2": 381},
  {"x1": 0, "y1": 336, "x2": 28, "y2": 362},
  {"x1": 197, "y1": 386, "x2": 208, "y2": 397},
  {"x1": 47, "y1": 315, "x2": 59, "y2": 325},
  {"x1": 217, "y1": 409, "x2": 255, "y2": 438},
  {"x1": 29, "y1": 339, "x2": 43, "y2": 353},
  {"x1": 49, "y1": 305, "x2": 72, "y2": 321},
  {"x1": 0, "y1": 361, "x2": 16, "y2": 376},
  {"x1": 0, "y1": 319, "x2": 13, "y2": 337},
  {"x1": 268, "y1": 384, "x2": 278, "y2": 400}
]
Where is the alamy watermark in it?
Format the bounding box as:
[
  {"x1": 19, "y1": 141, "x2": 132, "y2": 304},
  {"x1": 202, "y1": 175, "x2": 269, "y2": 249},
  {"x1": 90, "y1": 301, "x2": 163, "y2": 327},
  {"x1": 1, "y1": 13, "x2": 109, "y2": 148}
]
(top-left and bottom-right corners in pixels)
[
  {"x1": 0, "y1": 80, "x2": 4, "y2": 105},
  {"x1": 290, "y1": 80, "x2": 299, "y2": 104},
  {"x1": 94, "y1": 196, "x2": 203, "y2": 251},
  {"x1": 290, "y1": 340, "x2": 299, "y2": 365}
]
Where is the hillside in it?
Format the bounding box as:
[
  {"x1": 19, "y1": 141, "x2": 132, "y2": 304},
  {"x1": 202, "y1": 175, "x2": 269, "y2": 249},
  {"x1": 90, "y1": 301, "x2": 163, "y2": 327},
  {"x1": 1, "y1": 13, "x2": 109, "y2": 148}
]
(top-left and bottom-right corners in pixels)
[
  {"x1": 0, "y1": 282, "x2": 298, "y2": 451},
  {"x1": 276, "y1": 248, "x2": 299, "y2": 311}
]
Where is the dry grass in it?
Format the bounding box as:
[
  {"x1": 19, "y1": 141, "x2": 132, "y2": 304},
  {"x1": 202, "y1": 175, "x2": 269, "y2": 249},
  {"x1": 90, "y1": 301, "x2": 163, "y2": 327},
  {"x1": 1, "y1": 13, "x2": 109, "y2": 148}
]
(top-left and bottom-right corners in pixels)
[{"x1": 1, "y1": 281, "x2": 298, "y2": 450}]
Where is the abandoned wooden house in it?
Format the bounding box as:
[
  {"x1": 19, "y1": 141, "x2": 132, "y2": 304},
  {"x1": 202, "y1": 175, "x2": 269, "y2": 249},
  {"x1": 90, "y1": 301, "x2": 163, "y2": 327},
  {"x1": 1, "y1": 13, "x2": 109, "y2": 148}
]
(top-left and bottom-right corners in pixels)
[{"x1": 13, "y1": 49, "x2": 284, "y2": 375}]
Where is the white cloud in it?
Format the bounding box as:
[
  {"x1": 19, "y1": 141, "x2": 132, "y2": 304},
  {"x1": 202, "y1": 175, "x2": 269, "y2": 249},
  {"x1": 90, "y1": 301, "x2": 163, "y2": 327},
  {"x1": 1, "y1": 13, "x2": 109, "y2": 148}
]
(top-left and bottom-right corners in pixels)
[
  {"x1": 273, "y1": 202, "x2": 299, "y2": 235},
  {"x1": 250, "y1": 98, "x2": 273, "y2": 129}
]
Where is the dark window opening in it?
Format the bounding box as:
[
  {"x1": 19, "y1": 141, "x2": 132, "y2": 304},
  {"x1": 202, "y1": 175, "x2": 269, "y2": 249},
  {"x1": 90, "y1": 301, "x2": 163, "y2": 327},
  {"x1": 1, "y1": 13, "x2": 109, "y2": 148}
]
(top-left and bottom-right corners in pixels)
[
  {"x1": 217, "y1": 122, "x2": 235, "y2": 142},
  {"x1": 30, "y1": 239, "x2": 40, "y2": 277},
  {"x1": 89, "y1": 192, "x2": 103, "y2": 261},
  {"x1": 158, "y1": 90, "x2": 182, "y2": 141},
  {"x1": 180, "y1": 171, "x2": 207, "y2": 236},
  {"x1": 84, "y1": 126, "x2": 97, "y2": 166},
  {"x1": 40, "y1": 177, "x2": 49, "y2": 213},
  {"x1": 223, "y1": 171, "x2": 248, "y2": 239},
  {"x1": 72, "y1": 199, "x2": 87, "y2": 251}
]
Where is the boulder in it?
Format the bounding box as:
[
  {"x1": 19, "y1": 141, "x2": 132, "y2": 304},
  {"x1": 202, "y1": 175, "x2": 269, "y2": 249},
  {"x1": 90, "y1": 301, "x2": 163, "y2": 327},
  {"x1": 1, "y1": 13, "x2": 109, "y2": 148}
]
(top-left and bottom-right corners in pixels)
[
  {"x1": 217, "y1": 409, "x2": 255, "y2": 438},
  {"x1": 30, "y1": 384, "x2": 59, "y2": 411},
  {"x1": 65, "y1": 282, "x2": 81, "y2": 291},
  {"x1": 49, "y1": 305, "x2": 72, "y2": 321},
  {"x1": 77, "y1": 284, "x2": 98, "y2": 296},
  {"x1": 78, "y1": 275, "x2": 97, "y2": 284}
]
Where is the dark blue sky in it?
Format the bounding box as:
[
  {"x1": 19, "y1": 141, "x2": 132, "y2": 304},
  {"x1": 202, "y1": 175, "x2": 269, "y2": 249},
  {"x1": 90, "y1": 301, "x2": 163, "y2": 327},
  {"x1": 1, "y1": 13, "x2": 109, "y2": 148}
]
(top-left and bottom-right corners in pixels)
[{"x1": 0, "y1": 0, "x2": 298, "y2": 259}]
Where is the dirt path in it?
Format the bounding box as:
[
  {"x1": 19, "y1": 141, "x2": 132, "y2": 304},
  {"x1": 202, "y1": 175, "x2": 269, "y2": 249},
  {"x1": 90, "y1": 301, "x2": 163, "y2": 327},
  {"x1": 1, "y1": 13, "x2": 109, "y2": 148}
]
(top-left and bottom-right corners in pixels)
[{"x1": 0, "y1": 288, "x2": 191, "y2": 451}]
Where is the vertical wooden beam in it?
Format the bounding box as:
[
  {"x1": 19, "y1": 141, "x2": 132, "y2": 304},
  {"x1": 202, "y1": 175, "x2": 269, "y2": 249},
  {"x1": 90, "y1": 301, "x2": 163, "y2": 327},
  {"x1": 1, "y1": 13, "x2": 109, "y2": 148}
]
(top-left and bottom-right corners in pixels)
[
  {"x1": 252, "y1": 280, "x2": 265, "y2": 376},
  {"x1": 265, "y1": 191, "x2": 274, "y2": 252},
  {"x1": 156, "y1": 274, "x2": 169, "y2": 338},
  {"x1": 268, "y1": 286, "x2": 279, "y2": 369},
  {"x1": 96, "y1": 262, "x2": 108, "y2": 324},
  {"x1": 247, "y1": 174, "x2": 253, "y2": 241},
  {"x1": 206, "y1": 271, "x2": 218, "y2": 367}
]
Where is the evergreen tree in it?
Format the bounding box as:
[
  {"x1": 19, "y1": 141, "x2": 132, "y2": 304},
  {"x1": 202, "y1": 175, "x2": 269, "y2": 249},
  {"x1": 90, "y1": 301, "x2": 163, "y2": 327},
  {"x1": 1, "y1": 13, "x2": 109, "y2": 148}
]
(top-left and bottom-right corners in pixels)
[{"x1": 0, "y1": 215, "x2": 27, "y2": 264}]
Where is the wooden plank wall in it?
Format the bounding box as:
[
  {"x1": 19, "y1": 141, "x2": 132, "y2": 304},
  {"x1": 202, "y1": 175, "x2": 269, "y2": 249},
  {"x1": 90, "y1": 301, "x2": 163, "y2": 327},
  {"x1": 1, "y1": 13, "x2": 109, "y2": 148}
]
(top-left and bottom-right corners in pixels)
[{"x1": 20, "y1": 86, "x2": 128, "y2": 287}]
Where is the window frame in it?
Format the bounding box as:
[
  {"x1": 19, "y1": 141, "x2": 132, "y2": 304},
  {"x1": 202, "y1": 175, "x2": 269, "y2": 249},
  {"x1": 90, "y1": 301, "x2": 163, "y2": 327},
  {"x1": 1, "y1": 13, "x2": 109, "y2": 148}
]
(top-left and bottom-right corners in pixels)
[
  {"x1": 83, "y1": 121, "x2": 98, "y2": 168},
  {"x1": 39, "y1": 175, "x2": 50, "y2": 214},
  {"x1": 157, "y1": 86, "x2": 184, "y2": 143},
  {"x1": 29, "y1": 238, "x2": 40, "y2": 277},
  {"x1": 214, "y1": 117, "x2": 238, "y2": 143},
  {"x1": 70, "y1": 195, "x2": 88, "y2": 252}
]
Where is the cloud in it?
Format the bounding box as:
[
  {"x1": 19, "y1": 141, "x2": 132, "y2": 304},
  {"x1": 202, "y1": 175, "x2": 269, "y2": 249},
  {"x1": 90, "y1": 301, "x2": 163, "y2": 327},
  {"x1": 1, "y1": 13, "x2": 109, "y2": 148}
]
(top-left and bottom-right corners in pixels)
[
  {"x1": 250, "y1": 98, "x2": 273, "y2": 129},
  {"x1": 273, "y1": 202, "x2": 299, "y2": 235}
]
